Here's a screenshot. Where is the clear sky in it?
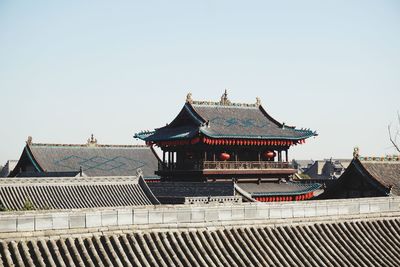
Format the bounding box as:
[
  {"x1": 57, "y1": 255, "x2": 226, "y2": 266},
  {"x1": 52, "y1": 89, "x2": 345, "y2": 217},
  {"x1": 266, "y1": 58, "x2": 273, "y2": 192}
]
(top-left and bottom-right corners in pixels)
[{"x1": 1, "y1": 0, "x2": 399, "y2": 164}]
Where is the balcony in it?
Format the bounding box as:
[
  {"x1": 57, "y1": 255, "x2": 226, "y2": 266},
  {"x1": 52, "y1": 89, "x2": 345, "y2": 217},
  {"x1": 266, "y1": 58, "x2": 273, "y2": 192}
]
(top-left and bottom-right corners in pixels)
[
  {"x1": 157, "y1": 160, "x2": 295, "y2": 176},
  {"x1": 201, "y1": 161, "x2": 291, "y2": 170}
]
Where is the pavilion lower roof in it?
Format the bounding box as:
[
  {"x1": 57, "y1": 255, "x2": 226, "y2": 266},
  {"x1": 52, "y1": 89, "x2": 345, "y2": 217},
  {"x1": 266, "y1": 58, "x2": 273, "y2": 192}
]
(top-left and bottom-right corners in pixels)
[{"x1": 238, "y1": 182, "x2": 322, "y2": 196}]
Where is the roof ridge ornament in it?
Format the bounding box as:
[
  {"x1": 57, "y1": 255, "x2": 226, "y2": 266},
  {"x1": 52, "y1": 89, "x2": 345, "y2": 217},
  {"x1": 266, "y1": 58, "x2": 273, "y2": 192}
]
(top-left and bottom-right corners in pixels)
[
  {"x1": 26, "y1": 136, "x2": 33, "y2": 146},
  {"x1": 256, "y1": 97, "x2": 261, "y2": 107},
  {"x1": 87, "y1": 134, "x2": 98, "y2": 147},
  {"x1": 186, "y1": 92, "x2": 193, "y2": 104},
  {"x1": 220, "y1": 89, "x2": 231, "y2": 106},
  {"x1": 353, "y1": 147, "x2": 360, "y2": 159}
]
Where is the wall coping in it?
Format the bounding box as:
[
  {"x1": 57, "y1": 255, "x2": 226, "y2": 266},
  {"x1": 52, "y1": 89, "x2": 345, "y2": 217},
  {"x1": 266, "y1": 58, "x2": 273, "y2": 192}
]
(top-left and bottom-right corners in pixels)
[{"x1": 0, "y1": 196, "x2": 399, "y2": 236}]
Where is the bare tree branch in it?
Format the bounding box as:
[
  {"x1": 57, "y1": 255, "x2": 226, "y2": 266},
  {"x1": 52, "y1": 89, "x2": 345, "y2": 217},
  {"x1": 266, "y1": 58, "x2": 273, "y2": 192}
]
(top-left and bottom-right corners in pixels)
[{"x1": 388, "y1": 111, "x2": 400, "y2": 153}]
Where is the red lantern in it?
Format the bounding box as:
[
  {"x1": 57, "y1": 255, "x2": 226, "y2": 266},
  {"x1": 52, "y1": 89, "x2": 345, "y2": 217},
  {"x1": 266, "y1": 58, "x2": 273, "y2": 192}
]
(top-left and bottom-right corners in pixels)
[
  {"x1": 219, "y1": 152, "x2": 230, "y2": 161},
  {"x1": 264, "y1": 151, "x2": 276, "y2": 159}
]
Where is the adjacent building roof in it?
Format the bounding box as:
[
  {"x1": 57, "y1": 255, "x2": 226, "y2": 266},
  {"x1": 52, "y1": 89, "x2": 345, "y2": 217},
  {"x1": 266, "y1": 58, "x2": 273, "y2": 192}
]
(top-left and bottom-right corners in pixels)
[
  {"x1": 304, "y1": 159, "x2": 351, "y2": 179},
  {"x1": 323, "y1": 156, "x2": 400, "y2": 198},
  {"x1": 0, "y1": 176, "x2": 159, "y2": 210},
  {"x1": 10, "y1": 137, "x2": 159, "y2": 179},
  {"x1": 1, "y1": 216, "x2": 399, "y2": 266},
  {"x1": 0, "y1": 160, "x2": 18, "y2": 177},
  {"x1": 135, "y1": 92, "x2": 316, "y2": 143},
  {"x1": 358, "y1": 159, "x2": 400, "y2": 195}
]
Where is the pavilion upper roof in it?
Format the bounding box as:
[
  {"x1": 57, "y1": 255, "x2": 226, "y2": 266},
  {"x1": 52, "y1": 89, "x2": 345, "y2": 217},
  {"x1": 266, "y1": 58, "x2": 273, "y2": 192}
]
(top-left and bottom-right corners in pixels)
[{"x1": 135, "y1": 91, "x2": 316, "y2": 142}]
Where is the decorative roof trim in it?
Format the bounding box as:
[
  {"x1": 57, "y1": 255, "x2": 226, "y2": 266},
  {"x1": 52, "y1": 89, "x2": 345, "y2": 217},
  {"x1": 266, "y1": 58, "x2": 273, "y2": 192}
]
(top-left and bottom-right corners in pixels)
[
  {"x1": 188, "y1": 91, "x2": 260, "y2": 108},
  {"x1": 87, "y1": 134, "x2": 98, "y2": 147},
  {"x1": 191, "y1": 100, "x2": 258, "y2": 108},
  {"x1": 358, "y1": 155, "x2": 400, "y2": 162},
  {"x1": 183, "y1": 103, "x2": 206, "y2": 124},
  {"x1": 199, "y1": 128, "x2": 316, "y2": 140},
  {"x1": 250, "y1": 183, "x2": 322, "y2": 196},
  {"x1": 25, "y1": 145, "x2": 43, "y2": 173}
]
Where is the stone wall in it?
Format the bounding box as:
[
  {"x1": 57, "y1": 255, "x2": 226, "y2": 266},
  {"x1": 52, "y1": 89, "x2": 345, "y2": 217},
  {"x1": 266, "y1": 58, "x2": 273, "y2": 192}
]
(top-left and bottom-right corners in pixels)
[{"x1": 0, "y1": 197, "x2": 399, "y2": 234}]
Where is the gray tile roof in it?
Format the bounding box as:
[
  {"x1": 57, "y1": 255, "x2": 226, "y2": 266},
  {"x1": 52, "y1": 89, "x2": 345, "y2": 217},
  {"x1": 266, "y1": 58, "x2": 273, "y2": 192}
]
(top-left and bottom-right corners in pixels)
[
  {"x1": 148, "y1": 182, "x2": 234, "y2": 198},
  {"x1": 0, "y1": 176, "x2": 159, "y2": 210},
  {"x1": 136, "y1": 101, "x2": 316, "y2": 142},
  {"x1": 193, "y1": 103, "x2": 315, "y2": 139},
  {"x1": 12, "y1": 143, "x2": 158, "y2": 178},
  {"x1": 357, "y1": 158, "x2": 400, "y2": 195},
  {"x1": 0, "y1": 217, "x2": 399, "y2": 266}
]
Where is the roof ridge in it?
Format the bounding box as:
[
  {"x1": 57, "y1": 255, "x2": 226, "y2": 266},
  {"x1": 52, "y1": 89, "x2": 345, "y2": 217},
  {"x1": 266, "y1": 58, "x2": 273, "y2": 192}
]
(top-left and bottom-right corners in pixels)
[
  {"x1": 0, "y1": 176, "x2": 140, "y2": 185},
  {"x1": 30, "y1": 143, "x2": 148, "y2": 148},
  {"x1": 359, "y1": 155, "x2": 400, "y2": 162},
  {"x1": 191, "y1": 100, "x2": 258, "y2": 108},
  {"x1": 186, "y1": 91, "x2": 261, "y2": 108}
]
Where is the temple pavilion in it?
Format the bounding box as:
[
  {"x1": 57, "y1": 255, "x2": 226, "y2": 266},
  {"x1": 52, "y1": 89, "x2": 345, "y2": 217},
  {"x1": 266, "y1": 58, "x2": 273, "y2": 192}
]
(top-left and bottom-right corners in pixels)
[{"x1": 135, "y1": 91, "x2": 322, "y2": 202}]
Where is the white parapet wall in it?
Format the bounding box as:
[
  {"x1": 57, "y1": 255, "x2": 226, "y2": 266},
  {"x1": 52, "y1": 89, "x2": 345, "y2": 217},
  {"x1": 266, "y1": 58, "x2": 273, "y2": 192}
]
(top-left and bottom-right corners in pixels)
[{"x1": 0, "y1": 197, "x2": 399, "y2": 234}]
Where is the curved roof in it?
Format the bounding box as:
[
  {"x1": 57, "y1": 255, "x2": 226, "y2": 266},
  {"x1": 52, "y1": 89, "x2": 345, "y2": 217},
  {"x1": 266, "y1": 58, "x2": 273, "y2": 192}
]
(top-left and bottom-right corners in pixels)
[
  {"x1": 355, "y1": 157, "x2": 400, "y2": 195},
  {"x1": 11, "y1": 143, "x2": 158, "y2": 178},
  {"x1": 0, "y1": 176, "x2": 159, "y2": 210},
  {"x1": 136, "y1": 96, "x2": 316, "y2": 142},
  {"x1": 237, "y1": 182, "x2": 321, "y2": 196}
]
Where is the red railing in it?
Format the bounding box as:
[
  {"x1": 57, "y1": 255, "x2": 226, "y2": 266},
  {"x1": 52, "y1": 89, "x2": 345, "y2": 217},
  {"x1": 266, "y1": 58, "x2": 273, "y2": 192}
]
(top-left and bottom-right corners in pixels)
[
  {"x1": 202, "y1": 161, "x2": 292, "y2": 170},
  {"x1": 159, "y1": 161, "x2": 292, "y2": 171}
]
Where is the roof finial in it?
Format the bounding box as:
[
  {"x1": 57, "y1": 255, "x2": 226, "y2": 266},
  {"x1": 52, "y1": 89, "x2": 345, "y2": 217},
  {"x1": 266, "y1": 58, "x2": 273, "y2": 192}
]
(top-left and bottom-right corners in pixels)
[
  {"x1": 87, "y1": 134, "x2": 98, "y2": 147},
  {"x1": 26, "y1": 136, "x2": 33, "y2": 146},
  {"x1": 353, "y1": 147, "x2": 359, "y2": 159},
  {"x1": 220, "y1": 89, "x2": 231, "y2": 105},
  {"x1": 256, "y1": 97, "x2": 261, "y2": 107},
  {"x1": 186, "y1": 92, "x2": 193, "y2": 104}
]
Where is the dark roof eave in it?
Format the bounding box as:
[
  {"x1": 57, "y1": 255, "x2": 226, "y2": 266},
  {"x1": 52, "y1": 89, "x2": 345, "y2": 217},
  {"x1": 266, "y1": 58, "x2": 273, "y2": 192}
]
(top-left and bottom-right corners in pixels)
[
  {"x1": 199, "y1": 128, "x2": 316, "y2": 140},
  {"x1": 251, "y1": 183, "x2": 322, "y2": 196},
  {"x1": 353, "y1": 158, "x2": 392, "y2": 194}
]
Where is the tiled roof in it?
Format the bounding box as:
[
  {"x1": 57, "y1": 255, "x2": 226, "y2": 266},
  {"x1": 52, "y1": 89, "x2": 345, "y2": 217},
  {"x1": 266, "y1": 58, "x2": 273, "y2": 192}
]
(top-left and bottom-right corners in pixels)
[
  {"x1": 0, "y1": 176, "x2": 159, "y2": 210},
  {"x1": 0, "y1": 217, "x2": 399, "y2": 266},
  {"x1": 237, "y1": 182, "x2": 321, "y2": 196},
  {"x1": 148, "y1": 182, "x2": 235, "y2": 203},
  {"x1": 136, "y1": 95, "x2": 316, "y2": 142},
  {"x1": 357, "y1": 158, "x2": 400, "y2": 195},
  {"x1": 11, "y1": 143, "x2": 158, "y2": 178},
  {"x1": 192, "y1": 103, "x2": 315, "y2": 140}
]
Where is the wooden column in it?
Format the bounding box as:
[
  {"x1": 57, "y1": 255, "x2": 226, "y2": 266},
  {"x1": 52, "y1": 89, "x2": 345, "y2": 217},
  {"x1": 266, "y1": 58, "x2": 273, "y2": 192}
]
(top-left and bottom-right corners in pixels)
[{"x1": 285, "y1": 149, "x2": 288, "y2": 162}]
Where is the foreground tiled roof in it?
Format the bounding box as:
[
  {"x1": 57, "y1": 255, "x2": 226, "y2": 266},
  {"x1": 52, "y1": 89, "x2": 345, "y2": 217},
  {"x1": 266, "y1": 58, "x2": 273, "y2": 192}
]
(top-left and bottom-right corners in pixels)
[
  {"x1": 0, "y1": 176, "x2": 158, "y2": 210},
  {"x1": 11, "y1": 142, "x2": 158, "y2": 178},
  {"x1": 0, "y1": 216, "x2": 399, "y2": 266}
]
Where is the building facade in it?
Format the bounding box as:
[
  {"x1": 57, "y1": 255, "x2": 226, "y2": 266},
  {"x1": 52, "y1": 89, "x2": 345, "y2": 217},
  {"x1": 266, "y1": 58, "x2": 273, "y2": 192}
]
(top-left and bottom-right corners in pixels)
[{"x1": 136, "y1": 92, "x2": 321, "y2": 202}]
